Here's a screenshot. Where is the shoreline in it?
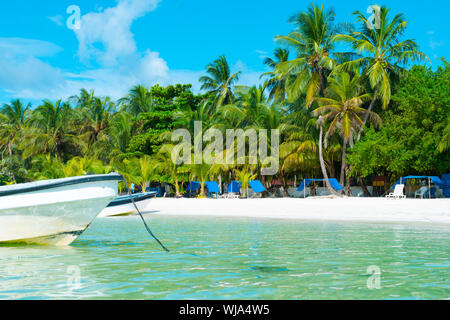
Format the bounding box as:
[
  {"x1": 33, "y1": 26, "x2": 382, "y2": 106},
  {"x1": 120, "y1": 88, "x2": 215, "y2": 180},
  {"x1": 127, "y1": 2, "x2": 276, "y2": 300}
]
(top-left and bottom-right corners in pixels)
[{"x1": 143, "y1": 197, "x2": 450, "y2": 226}]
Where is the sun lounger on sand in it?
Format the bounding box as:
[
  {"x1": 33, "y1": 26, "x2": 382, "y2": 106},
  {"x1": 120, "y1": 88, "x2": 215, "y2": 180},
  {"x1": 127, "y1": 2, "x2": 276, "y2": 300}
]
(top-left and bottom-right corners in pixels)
[{"x1": 386, "y1": 184, "x2": 406, "y2": 199}]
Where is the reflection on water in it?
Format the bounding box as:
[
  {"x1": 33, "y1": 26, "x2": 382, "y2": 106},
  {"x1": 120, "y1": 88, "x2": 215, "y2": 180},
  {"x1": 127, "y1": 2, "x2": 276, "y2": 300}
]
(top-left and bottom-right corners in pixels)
[{"x1": 0, "y1": 216, "x2": 449, "y2": 299}]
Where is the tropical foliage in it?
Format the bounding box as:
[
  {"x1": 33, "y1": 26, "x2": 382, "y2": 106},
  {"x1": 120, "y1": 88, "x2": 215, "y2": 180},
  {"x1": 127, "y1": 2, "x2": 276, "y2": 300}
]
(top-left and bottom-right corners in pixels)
[{"x1": 0, "y1": 4, "x2": 447, "y2": 198}]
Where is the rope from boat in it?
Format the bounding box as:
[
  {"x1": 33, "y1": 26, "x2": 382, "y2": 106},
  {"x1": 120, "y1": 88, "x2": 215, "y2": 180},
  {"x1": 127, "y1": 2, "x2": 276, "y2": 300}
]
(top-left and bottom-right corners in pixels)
[{"x1": 121, "y1": 176, "x2": 170, "y2": 252}]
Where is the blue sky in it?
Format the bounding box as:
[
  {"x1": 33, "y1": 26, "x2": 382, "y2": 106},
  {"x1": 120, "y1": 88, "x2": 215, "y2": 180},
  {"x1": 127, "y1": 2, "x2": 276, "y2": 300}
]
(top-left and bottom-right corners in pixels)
[{"x1": 0, "y1": 0, "x2": 448, "y2": 105}]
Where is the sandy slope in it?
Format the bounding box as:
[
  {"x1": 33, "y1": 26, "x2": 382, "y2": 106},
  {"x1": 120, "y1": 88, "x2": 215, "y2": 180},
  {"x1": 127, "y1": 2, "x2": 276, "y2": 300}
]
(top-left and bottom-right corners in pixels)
[{"x1": 144, "y1": 197, "x2": 450, "y2": 226}]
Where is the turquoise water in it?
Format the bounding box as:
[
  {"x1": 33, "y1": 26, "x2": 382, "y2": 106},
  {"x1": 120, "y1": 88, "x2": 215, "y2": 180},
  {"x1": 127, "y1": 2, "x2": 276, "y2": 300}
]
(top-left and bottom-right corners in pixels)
[{"x1": 0, "y1": 215, "x2": 449, "y2": 299}]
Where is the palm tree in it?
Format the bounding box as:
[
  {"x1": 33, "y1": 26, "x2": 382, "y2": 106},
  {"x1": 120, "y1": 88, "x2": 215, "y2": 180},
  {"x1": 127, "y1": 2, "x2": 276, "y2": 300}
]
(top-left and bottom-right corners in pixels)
[
  {"x1": 316, "y1": 115, "x2": 341, "y2": 196},
  {"x1": 313, "y1": 72, "x2": 381, "y2": 192},
  {"x1": 438, "y1": 119, "x2": 450, "y2": 153},
  {"x1": 332, "y1": 6, "x2": 428, "y2": 139},
  {"x1": 22, "y1": 100, "x2": 80, "y2": 160},
  {"x1": 235, "y1": 168, "x2": 257, "y2": 198},
  {"x1": 78, "y1": 96, "x2": 115, "y2": 146},
  {"x1": 158, "y1": 143, "x2": 183, "y2": 197},
  {"x1": 274, "y1": 4, "x2": 337, "y2": 105},
  {"x1": 133, "y1": 155, "x2": 161, "y2": 192},
  {"x1": 63, "y1": 156, "x2": 111, "y2": 177},
  {"x1": 28, "y1": 154, "x2": 65, "y2": 180},
  {"x1": 119, "y1": 85, "x2": 153, "y2": 117},
  {"x1": 190, "y1": 160, "x2": 211, "y2": 197},
  {"x1": 0, "y1": 99, "x2": 30, "y2": 158},
  {"x1": 199, "y1": 55, "x2": 241, "y2": 106},
  {"x1": 261, "y1": 48, "x2": 290, "y2": 101}
]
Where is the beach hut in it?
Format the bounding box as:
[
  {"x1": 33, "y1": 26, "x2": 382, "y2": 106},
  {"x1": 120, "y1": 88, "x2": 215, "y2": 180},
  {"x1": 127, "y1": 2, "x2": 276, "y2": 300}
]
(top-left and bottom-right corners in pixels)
[
  {"x1": 391, "y1": 176, "x2": 447, "y2": 198},
  {"x1": 297, "y1": 178, "x2": 343, "y2": 198}
]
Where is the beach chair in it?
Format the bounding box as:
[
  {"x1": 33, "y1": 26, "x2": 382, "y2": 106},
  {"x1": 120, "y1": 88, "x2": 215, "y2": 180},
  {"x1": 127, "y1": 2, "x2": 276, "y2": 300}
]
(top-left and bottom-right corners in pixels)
[
  {"x1": 414, "y1": 186, "x2": 428, "y2": 198},
  {"x1": 386, "y1": 184, "x2": 406, "y2": 199}
]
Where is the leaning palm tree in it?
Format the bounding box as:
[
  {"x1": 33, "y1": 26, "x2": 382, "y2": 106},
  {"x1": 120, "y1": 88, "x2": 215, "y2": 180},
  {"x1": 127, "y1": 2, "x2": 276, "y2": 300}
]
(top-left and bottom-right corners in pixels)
[
  {"x1": 316, "y1": 116, "x2": 341, "y2": 196},
  {"x1": 274, "y1": 4, "x2": 338, "y2": 105},
  {"x1": 332, "y1": 6, "x2": 428, "y2": 139},
  {"x1": 313, "y1": 72, "x2": 382, "y2": 191},
  {"x1": 199, "y1": 55, "x2": 241, "y2": 106}
]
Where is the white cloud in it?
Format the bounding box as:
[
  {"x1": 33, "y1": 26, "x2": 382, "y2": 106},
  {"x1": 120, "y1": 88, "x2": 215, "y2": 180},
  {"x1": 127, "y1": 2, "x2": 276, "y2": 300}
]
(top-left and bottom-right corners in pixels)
[
  {"x1": 74, "y1": 0, "x2": 161, "y2": 66},
  {"x1": 0, "y1": 38, "x2": 63, "y2": 57},
  {"x1": 48, "y1": 15, "x2": 64, "y2": 27},
  {"x1": 0, "y1": 0, "x2": 264, "y2": 103}
]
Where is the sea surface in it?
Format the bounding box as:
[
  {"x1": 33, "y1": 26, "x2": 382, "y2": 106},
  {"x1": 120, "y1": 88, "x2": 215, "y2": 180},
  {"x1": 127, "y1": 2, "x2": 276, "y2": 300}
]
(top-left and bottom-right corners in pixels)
[{"x1": 0, "y1": 215, "x2": 449, "y2": 299}]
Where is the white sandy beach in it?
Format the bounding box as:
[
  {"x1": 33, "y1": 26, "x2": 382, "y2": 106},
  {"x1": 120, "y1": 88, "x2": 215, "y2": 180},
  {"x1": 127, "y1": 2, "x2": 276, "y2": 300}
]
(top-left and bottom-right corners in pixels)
[{"x1": 145, "y1": 197, "x2": 450, "y2": 226}]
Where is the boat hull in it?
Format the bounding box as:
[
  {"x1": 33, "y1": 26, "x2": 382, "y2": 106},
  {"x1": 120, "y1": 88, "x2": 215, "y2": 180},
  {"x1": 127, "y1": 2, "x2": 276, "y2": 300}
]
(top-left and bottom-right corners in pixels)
[
  {"x1": 99, "y1": 192, "x2": 156, "y2": 217},
  {"x1": 0, "y1": 176, "x2": 120, "y2": 245}
]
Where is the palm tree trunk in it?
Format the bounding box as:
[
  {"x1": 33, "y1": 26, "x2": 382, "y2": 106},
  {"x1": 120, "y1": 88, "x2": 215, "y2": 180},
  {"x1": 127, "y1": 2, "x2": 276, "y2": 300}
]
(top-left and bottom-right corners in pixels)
[
  {"x1": 345, "y1": 164, "x2": 351, "y2": 196},
  {"x1": 356, "y1": 94, "x2": 377, "y2": 141},
  {"x1": 358, "y1": 173, "x2": 372, "y2": 197},
  {"x1": 174, "y1": 176, "x2": 180, "y2": 197},
  {"x1": 318, "y1": 117, "x2": 342, "y2": 197},
  {"x1": 339, "y1": 138, "x2": 348, "y2": 189},
  {"x1": 200, "y1": 182, "x2": 206, "y2": 197}
]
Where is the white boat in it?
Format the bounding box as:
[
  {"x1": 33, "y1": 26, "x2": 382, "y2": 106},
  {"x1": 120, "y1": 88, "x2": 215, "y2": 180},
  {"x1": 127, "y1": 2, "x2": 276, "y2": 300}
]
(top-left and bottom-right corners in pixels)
[
  {"x1": 0, "y1": 173, "x2": 122, "y2": 245},
  {"x1": 99, "y1": 191, "x2": 157, "y2": 217}
]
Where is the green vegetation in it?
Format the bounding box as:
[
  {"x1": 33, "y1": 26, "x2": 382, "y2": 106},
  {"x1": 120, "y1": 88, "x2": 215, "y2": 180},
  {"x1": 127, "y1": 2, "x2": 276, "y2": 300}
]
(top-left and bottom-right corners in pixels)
[{"x1": 0, "y1": 4, "x2": 448, "y2": 196}]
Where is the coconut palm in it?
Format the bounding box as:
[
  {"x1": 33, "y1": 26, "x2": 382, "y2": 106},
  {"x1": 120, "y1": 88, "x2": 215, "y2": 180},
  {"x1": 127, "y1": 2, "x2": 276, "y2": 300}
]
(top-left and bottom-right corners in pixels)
[
  {"x1": 316, "y1": 116, "x2": 341, "y2": 196},
  {"x1": 235, "y1": 168, "x2": 257, "y2": 198},
  {"x1": 261, "y1": 48, "x2": 290, "y2": 101},
  {"x1": 438, "y1": 120, "x2": 450, "y2": 153},
  {"x1": 63, "y1": 156, "x2": 111, "y2": 177},
  {"x1": 332, "y1": 6, "x2": 428, "y2": 139},
  {"x1": 22, "y1": 100, "x2": 80, "y2": 160},
  {"x1": 274, "y1": 4, "x2": 338, "y2": 105},
  {"x1": 133, "y1": 155, "x2": 161, "y2": 192},
  {"x1": 199, "y1": 55, "x2": 241, "y2": 106},
  {"x1": 78, "y1": 96, "x2": 115, "y2": 146},
  {"x1": 119, "y1": 85, "x2": 153, "y2": 117},
  {"x1": 28, "y1": 154, "x2": 65, "y2": 180},
  {"x1": 313, "y1": 71, "x2": 381, "y2": 191},
  {"x1": 158, "y1": 143, "x2": 183, "y2": 197},
  {"x1": 0, "y1": 99, "x2": 30, "y2": 157}
]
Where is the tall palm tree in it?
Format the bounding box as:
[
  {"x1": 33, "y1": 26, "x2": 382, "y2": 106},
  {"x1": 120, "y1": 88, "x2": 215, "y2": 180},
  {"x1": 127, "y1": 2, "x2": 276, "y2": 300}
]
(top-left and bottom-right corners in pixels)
[
  {"x1": 199, "y1": 55, "x2": 241, "y2": 106},
  {"x1": 316, "y1": 115, "x2": 341, "y2": 196},
  {"x1": 261, "y1": 48, "x2": 290, "y2": 101},
  {"x1": 78, "y1": 96, "x2": 115, "y2": 146},
  {"x1": 332, "y1": 6, "x2": 428, "y2": 139},
  {"x1": 0, "y1": 99, "x2": 30, "y2": 158},
  {"x1": 23, "y1": 100, "x2": 79, "y2": 160},
  {"x1": 313, "y1": 72, "x2": 381, "y2": 191},
  {"x1": 274, "y1": 4, "x2": 337, "y2": 105}
]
